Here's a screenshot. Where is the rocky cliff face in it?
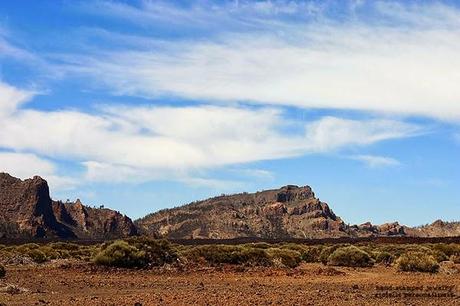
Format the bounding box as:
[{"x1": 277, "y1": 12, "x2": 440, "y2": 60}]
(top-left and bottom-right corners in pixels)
[
  {"x1": 0, "y1": 173, "x2": 136, "y2": 239},
  {"x1": 136, "y1": 185, "x2": 348, "y2": 239},
  {"x1": 52, "y1": 199, "x2": 137, "y2": 239}
]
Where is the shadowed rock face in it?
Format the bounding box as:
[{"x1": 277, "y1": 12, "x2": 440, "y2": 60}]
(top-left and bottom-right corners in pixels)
[
  {"x1": 52, "y1": 200, "x2": 137, "y2": 239},
  {"x1": 136, "y1": 185, "x2": 348, "y2": 239},
  {"x1": 0, "y1": 173, "x2": 136, "y2": 239}
]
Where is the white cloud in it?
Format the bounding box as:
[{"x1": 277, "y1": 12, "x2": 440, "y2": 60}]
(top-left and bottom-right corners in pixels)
[
  {"x1": 350, "y1": 154, "x2": 401, "y2": 168},
  {"x1": 0, "y1": 151, "x2": 76, "y2": 190},
  {"x1": 0, "y1": 82, "x2": 421, "y2": 184},
  {"x1": 0, "y1": 152, "x2": 55, "y2": 178},
  {"x1": 305, "y1": 117, "x2": 421, "y2": 152},
  {"x1": 64, "y1": 1, "x2": 460, "y2": 121},
  {"x1": 0, "y1": 82, "x2": 34, "y2": 117}
]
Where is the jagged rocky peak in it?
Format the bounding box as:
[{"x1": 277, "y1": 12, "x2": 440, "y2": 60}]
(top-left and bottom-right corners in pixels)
[
  {"x1": 0, "y1": 173, "x2": 136, "y2": 239},
  {"x1": 260, "y1": 185, "x2": 315, "y2": 203}
]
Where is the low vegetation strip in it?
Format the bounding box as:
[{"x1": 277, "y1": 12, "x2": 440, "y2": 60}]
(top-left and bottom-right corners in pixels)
[{"x1": 0, "y1": 238, "x2": 460, "y2": 273}]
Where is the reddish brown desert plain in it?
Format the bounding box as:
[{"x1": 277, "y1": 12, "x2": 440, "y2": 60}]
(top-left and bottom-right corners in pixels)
[{"x1": 1, "y1": 257, "x2": 460, "y2": 306}]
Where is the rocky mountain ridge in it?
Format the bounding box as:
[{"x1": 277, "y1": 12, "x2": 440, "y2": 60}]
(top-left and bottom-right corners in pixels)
[
  {"x1": 136, "y1": 185, "x2": 460, "y2": 239},
  {"x1": 1, "y1": 172, "x2": 458, "y2": 240},
  {"x1": 0, "y1": 173, "x2": 136, "y2": 239}
]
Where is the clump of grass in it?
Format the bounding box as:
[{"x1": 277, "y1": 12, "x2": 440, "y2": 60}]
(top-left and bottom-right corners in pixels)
[
  {"x1": 327, "y1": 246, "x2": 374, "y2": 267},
  {"x1": 0, "y1": 264, "x2": 5, "y2": 278},
  {"x1": 396, "y1": 252, "x2": 439, "y2": 273}
]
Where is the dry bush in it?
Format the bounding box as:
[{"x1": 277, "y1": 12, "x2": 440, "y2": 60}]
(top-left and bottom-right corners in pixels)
[
  {"x1": 124, "y1": 237, "x2": 177, "y2": 267},
  {"x1": 396, "y1": 252, "x2": 439, "y2": 273},
  {"x1": 238, "y1": 247, "x2": 272, "y2": 266},
  {"x1": 301, "y1": 246, "x2": 324, "y2": 263},
  {"x1": 248, "y1": 242, "x2": 273, "y2": 249},
  {"x1": 319, "y1": 245, "x2": 343, "y2": 265},
  {"x1": 181, "y1": 245, "x2": 272, "y2": 266},
  {"x1": 0, "y1": 264, "x2": 5, "y2": 278},
  {"x1": 375, "y1": 251, "x2": 394, "y2": 266},
  {"x1": 27, "y1": 249, "x2": 47, "y2": 263},
  {"x1": 450, "y1": 254, "x2": 460, "y2": 264},
  {"x1": 431, "y1": 243, "x2": 460, "y2": 258},
  {"x1": 267, "y1": 248, "x2": 302, "y2": 268},
  {"x1": 327, "y1": 246, "x2": 374, "y2": 267}
]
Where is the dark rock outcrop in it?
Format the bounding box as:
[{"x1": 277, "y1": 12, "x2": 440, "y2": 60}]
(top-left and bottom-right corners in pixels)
[
  {"x1": 52, "y1": 199, "x2": 137, "y2": 239},
  {"x1": 0, "y1": 173, "x2": 136, "y2": 239}
]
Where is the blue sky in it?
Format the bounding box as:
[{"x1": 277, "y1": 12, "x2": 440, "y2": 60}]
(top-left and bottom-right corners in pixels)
[{"x1": 0, "y1": 0, "x2": 459, "y2": 226}]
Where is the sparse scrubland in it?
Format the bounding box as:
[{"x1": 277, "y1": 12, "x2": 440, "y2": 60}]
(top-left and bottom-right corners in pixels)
[
  {"x1": 1, "y1": 238, "x2": 460, "y2": 271},
  {"x1": 2, "y1": 239, "x2": 460, "y2": 305}
]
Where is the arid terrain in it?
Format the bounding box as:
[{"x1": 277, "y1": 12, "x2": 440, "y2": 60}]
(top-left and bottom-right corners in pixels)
[
  {"x1": 2, "y1": 173, "x2": 460, "y2": 305},
  {"x1": 1, "y1": 261, "x2": 459, "y2": 306}
]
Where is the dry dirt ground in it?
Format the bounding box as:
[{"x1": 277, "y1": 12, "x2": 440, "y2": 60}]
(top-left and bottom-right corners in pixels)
[{"x1": 1, "y1": 262, "x2": 459, "y2": 306}]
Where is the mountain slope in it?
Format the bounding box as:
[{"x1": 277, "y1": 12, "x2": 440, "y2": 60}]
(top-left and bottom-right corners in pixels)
[{"x1": 136, "y1": 185, "x2": 349, "y2": 239}]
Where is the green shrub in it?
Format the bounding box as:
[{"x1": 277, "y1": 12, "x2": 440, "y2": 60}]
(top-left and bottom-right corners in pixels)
[
  {"x1": 239, "y1": 247, "x2": 272, "y2": 266},
  {"x1": 431, "y1": 250, "x2": 449, "y2": 263},
  {"x1": 319, "y1": 245, "x2": 342, "y2": 265},
  {"x1": 301, "y1": 246, "x2": 323, "y2": 263},
  {"x1": 279, "y1": 243, "x2": 308, "y2": 253},
  {"x1": 396, "y1": 252, "x2": 439, "y2": 273},
  {"x1": 267, "y1": 248, "x2": 302, "y2": 268},
  {"x1": 0, "y1": 264, "x2": 5, "y2": 278},
  {"x1": 181, "y1": 245, "x2": 274, "y2": 267},
  {"x1": 93, "y1": 240, "x2": 146, "y2": 268},
  {"x1": 375, "y1": 251, "x2": 394, "y2": 266},
  {"x1": 16, "y1": 243, "x2": 40, "y2": 253},
  {"x1": 327, "y1": 246, "x2": 374, "y2": 267},
  {"x1": 125, "y1": 237, "x2": 178, "y2": 266},
  {"x1": 431, "y1": 244, "x2": 460, "y2": 258},
  {"x1": 28, "y1": 249, "x2": 48, "y2": 263},
  {"x1": 248, "y1": 242, "x2": 272, "y2": 249},
  {"x1": 49, "y1": 242, "x2": 81, "y2": 251},
  {"x1": 38, "y1": 246, "x2": 60, "y2": 260},
  {"x1": 184, "y1": 245, "x2": 242, "y2": 265},
  {"x1": 70, "y1": 246, "x2": 97, "y2": 260}
]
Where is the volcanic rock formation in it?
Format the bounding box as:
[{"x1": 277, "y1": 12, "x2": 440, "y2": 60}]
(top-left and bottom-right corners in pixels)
[
  {"x1": 0, "y1": 173, "x2": 136, "y2": 239},
  {"x1": 136, "y1": 185, "x2": 349, "y2": 239}
]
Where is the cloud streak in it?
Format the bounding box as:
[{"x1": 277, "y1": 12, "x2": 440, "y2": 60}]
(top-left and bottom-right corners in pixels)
[
  {"x1": 0, "y1": 81, "x2": 421, "y2": 184},
  {"x1": 62, "y1": 1, "x2": 460, "y2": 121},
  {"x1": 350, "y1": 154, "x2": 401, "y2": 168}
]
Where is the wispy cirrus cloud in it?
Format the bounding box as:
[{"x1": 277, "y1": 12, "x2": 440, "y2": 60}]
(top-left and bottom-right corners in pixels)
[
  {"x1": 59, "y1": 1, "x2": 460, "y2": 121},
  {"x1": 350, "y1": 154, "x2": 401, "y2": 168}
]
